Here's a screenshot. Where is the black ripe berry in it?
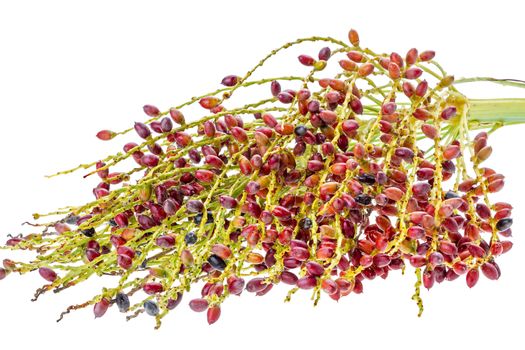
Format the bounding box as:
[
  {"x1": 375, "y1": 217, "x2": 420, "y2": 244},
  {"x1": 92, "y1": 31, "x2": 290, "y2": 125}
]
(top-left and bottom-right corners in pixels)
[
  {"x1": 496, "y1": 218, "x2": 513, "y2": 232},
  {"x1": 82, "y1": 228, "x2": 95, "y2": 237},
  {"x1": 355, "y1": 194, "x2": 372, "y2": 206},
  {"x1": 208, "y1": 254, "x2": 227, "y2": 270},
  {"x1": 185, "y1": 231, "x2": 198, "y2": 245},
  {"x1": 115, "y1": 293, "x2": 130, "y2": 312}
]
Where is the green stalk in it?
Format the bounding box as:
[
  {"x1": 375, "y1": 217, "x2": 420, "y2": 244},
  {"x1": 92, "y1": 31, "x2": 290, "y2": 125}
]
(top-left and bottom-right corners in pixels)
[{"x1": 468, "y1": 98, "x2": 525, "y2": 128}]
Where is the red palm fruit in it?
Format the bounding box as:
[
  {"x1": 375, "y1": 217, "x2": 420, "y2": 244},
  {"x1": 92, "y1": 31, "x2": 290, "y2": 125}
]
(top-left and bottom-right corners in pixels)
[
  {"x1": 373, "y1": 254, "x2": 391, "y2": 268},
  {"x1": 321, "y1": 279, "x2": 339, "y2": 295},
  {"x1": 205, "y1": 155, "x2": 224, "y2": 169},
  {"x1": 221, "y1": 75, "x2": 239, "y2": 86},
  {"x1": 417, "y1": 167, "x2": 435, "y2": 181},
  {"x1": 318, "y1": 46, "x2": 331, "y2": 60},
  {"x1": 219, "y1": 195, "x2": 238, "y2": 209},
  {"x1": 141, "y1": 154, "x2": 159, "y2": 168},
  {"x1": 270, "y1": 80, "x2": 281, "y2": 97},
  {"x1": 412, "y1": 182, "x2": 431, "y2": 197},
  {"x1": 421, "y1": 124, "x2": 438, "y2": 139},
  {"x1": 143, "y1": 282, "x2": 164, "y2": 295},
  {"x1": 390, "y1": 52, "x2": 404, "y2": 67},
  {"x1": 347, "y1": 51, "x2": 363, "y2": 62},
  {"x1": 231, "y1": 126, "x2": 248, "y2": 143},
  {"x1": 199, "y1": 96, "x2": 220, "y2": 109},
  {"x1": 330, "y1": 163, "x2": 347, "y2": 176},
  {"x1": 305, "y1": 261, "x2": 325, "y2": 276},
  {"x1": 143, "y1": 104, "x2": 160, "y2": 117},
  {"x1": 383, "y1": 187, "x2": 404, "y2": 201},
  {"x1": 406, "y1": 48, "x2": 418, "y2": 65},
  {"x1": 350, "y1": 98, "x2": 363, "y2": 114},
  {"x1": 277, "y1": 92, "x2": 294, "y2": 103},
  {"x1": 501, "y1": 241, "x2": 513, "y2": 253},
  {"x1": 379, "y1": 57, "x2": 390, "y2": 69},
  {"x1": 195, "y1": 169, "x2": 215, "y2": 183},
  {"x1": 261, "y1": 113, "x2": 277, "y2": 129},
  {"x1": 468, "y1": 244, "x2": 486, "y2": 258},
  {"x1": 181, "y1": 249, "x2": 194, "y2": 266},
  {"x1": 388, "y1": 62, "x2": 401, "y2": 79},
  {"x1": 316, "y1": 247, "x2": 334, "y2": 260},
  {"x1": 319, "y1": 182, "x2": 338, "y2": 196},
  {"x1": 453, "y1": 261, "x2": 468, "y2": 275},
  {"x1": 405, "y1": 67, "x2": 423, "y2": 79},
  {"x1": 169, "y1": 108, "x2": 185, "y2": 124},
  {"x1": 407, "y1": 226, "x2": 425, "y2": 239},
  {"x1": 409, "y1": 255, "x2": 427, "y2": 268},
  {"x1": 475, "y1": 203, "x2": 491, "y2": 219},
  {"x1": 38, "y1": 267, "x2": 57, "y2": 282},
  {"x1": 272, "y1": 206, "x2": 292, "y2": 219},
  {"x1": 186, "y1": 200, "x2": 204, "y2": 213},
  {"x1": 246, "y1": 278, "x2": 267, "y2": 293},
  {"x1": 443, "y1": 144, "x2": 461, "y2": 160},
  {"x1": 403, "y1": 81, "x2": 415, "y2": 97},
  {"x1": 307, "y1": 160, "x2": 324, "y2": 172},
  {"x1": 203, "y1": 120, "x2": 216, "y2": 137},
  {"x1": 329, "y1": 79, "x2": 346, "y2": 91},
  {"x1": 117, "y1": 246, "x2": 135, "y2": 259},
  {"x1": 227, "y1": 276, "x2": 245, "y2": 295},
  {"x1": 238, "y1": 156, "x2": 253, "y2": 175},
  {"x1": 297, "y1": 276, "x2": 317, "y2": 290},
  {"x1": 488, "y1": 179, "x2": 505, "y2": 193},
  {"x1": 415, "y1": 80, "x2": 428, "y2": 96},
  {"x1": 423, "y1": 268, "x2": 435, "y2": 290},
  {"x1": 189, "y1": 298, "x2": 209, "y2": 312},
  {"x1": 55, "y1": 222, "x2": 71, "y2": 234},
  {"x1": 429, "y1": 252, "x2": 444, "y2": 267},
  {"x1": 348, "y1": 29, "x2": 360, "y2": 45},
  {"x1": 134, "y1": 122, "x2": 151, "y2": 139},
  {"x1": 466, "y1": 268, "x2": 480, "y2": 288},
  {"x1": 211, "y1": 244, "x2": 231, "y2": 260},
  {"x1": 93, "y1": 298, "x2": 110, "y2": 318},
  {"x1": 342, "y1": 119, "x2": 359, "y2": 136},
  {"x1": 440, "y1": 106, "x2": 457, "y2": 120},
  {"x1": 155, "y1": 235, "x2": 175, "y2": 248},
  {"x1": 207, "y1": 306, "x2": 221, "y2": 325},
  {"x1": 439, "y1": 241, "x2": 458, "y2": 256},
  {"x1": 419, "y1": 50, "x2": 435, "y2": 61},
  {"x1": 358, "y1": 63, "x2": 374, "y2": 77},
  {"x1": 395, "y1": 147, "x2": 414, "y2": 160},
  {"x1": 298, "y1": 54, "x2": 315, "y2": 66},
  {"x1": 163, "y1": 198, "x2": 178, "y2": 216},
  {"x1": 280, "y1": 271, "x2": 299, "y2": 285},
  {"x1": 291, "y1": 246, "x2": 310, "y2": 261},
  {"x1": 320, "y1": 110, "x2": 338, "y2": 124},
  {"x1": 481, "y1": 262, "x2": 499, "y2": 280},
  {"x1": 381, "y1": 101, "x2": 397, "y2": 115},
  {"x1": 413, "y1": 108, "x2": 431, "y2": 120},
  {"x1": 476, "y1": 146, "x2": 493, "y2": 162},
  {"x1": 174, "y1": 131, "x2": 192, "y2": 147},
  {"x1": 96, "y1": 130, "x2": 115, "y2": 141},
  {"x1": 0, "y1": 268, "x2": 6, "y2": 280},
  {"x1": 339, "y1": 59, "x2": 357, "y2": 71}
]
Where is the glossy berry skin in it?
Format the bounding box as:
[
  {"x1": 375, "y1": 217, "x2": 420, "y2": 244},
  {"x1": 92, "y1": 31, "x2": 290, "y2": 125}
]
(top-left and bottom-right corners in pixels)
[
  {"x1": 208, "y1": 254, "x2": 227, "y2": 271},
  {"x1": 185, "y1": 232, "x2": 197, "y2": 245},
  {"x1": 93, "y1": 298, "x2": 110, "y2": 318},
  {"x1": 38, "y1": 267, "x2": 57, "y2": 282},
  {"x1": 115, "y1": 293, "x2": 130, "y2": 312},
  {"x1": 144, "y1": 300, "x2": 159, "y2": 316}
]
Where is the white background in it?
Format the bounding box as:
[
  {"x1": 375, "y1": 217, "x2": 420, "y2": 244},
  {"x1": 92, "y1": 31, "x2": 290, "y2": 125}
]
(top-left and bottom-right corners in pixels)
[{"x1": 1, "y1": 1, "x2": 524, "y2": 349}]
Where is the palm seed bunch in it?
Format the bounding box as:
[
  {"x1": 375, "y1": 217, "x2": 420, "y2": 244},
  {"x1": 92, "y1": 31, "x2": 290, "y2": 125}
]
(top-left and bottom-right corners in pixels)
[{"x1": 0, "y1": 28, "x2": 522, "y2": 328}]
